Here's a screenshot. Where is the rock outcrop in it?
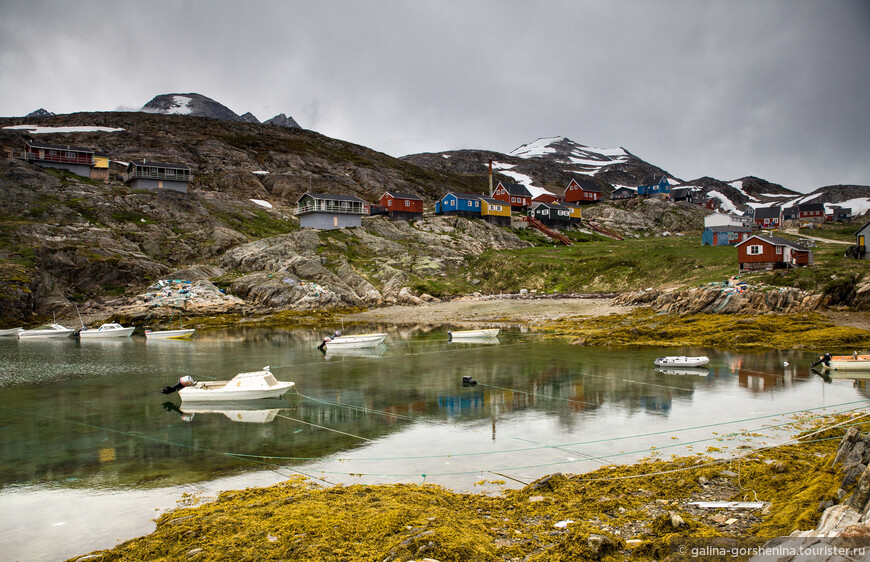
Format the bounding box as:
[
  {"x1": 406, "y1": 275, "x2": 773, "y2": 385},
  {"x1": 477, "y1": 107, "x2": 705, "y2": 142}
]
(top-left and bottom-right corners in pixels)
[{"x1": 613, "y1": 286, "x2": 830, "y2": 315}]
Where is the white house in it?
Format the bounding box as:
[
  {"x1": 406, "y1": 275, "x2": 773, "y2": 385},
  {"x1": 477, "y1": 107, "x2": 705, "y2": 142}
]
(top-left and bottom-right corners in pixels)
[{"x1": 704, "y1": 212, "x2": 745, "y2": 229}]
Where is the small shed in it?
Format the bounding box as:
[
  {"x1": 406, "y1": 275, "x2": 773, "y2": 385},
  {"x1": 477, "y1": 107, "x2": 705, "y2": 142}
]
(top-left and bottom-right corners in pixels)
[
  {"x1": 704, "y1": 212, "x2": 744, "y2": 229},
  {"x1": 479, "y1": 196, "x2": 510, "y2": 226},
  {"x1": 124, "y1": 160, "x2": 191, "y2": 192},
  {"x1": 564, "y1": 178, "x2": 602, "y2": 204},
  {"x1": 435, "y1": 192, "x2": 483, "y2": 217},
  {"x1": 702, "y1": 225, "x2": 752, "y2": 246},
  {"x1": 562, "y1": 202, "x2": 583, "y2": 224},
  {"x1": 671, "y1": 187, "x2": 695, "y2": 202},
  {"x1": 736, "y1": 234, "x2": 813, "y2": 271},
  {"x1": 295, "y1": 192, "x2": 366, "y2": 229},
  {"x1": 378, "y1": 191, "x2": 423, "y2": 220},
  {"x1": 848, "y1": 222, "x2": 870, "y2": 260}
]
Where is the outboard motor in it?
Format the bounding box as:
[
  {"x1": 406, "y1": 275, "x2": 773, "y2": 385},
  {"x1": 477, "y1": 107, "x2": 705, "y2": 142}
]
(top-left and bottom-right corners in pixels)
[
  {"x1": 317, "y1": 331, "x2": 342, "y2": 351},
  {"x1": 161, "y1": 375, "x2": 195, "y2": 394},
  {"x1": 811, "y1": 352, "x2": 833, "y2": 368},
  {"x1": 462, "y1": 375, "x2": 477, "y2": 386}
]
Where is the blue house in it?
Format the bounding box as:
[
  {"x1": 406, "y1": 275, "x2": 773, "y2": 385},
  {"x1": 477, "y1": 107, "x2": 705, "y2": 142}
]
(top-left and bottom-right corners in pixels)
[
  {"x1": 637, "y1": 176, "x2": 671, "y2": 196},
  {"x1": 435, "y1": 192, "x2": 483, "y2": 217}
]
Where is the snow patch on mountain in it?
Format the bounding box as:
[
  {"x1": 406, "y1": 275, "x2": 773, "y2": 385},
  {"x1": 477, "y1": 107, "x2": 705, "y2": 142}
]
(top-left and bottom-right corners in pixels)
[
  {"x1": 167, "y1": 95, "x2": 193, "y2": 115},
  {"x1": 499, "y1": 169, "x2": 536, "y2": 187},
  {"x1": 707, "y1": 190, "x2": 739, "y2": 213},
  {"x1": 4, "y1": 124, "x2": 124, "y2": 134},
  {"x1": 832, "y1": 198, "x2": 870, "y2": 215}
]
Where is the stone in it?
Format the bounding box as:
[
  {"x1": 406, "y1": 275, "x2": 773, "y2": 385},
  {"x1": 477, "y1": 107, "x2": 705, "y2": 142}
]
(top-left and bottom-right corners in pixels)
[
  {"x1": 669, "y1": 511, "x2": 687, "y2": 529},
  {"x1": 815, "y1": 504, "x2": 861, "y2": 536},
  {"x1": 845, "y1": 465, "x2": 870, "y2": 511}
]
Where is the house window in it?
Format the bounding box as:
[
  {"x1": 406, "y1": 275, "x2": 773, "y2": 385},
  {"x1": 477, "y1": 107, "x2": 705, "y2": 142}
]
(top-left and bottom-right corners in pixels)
[
  {"x1": 404, "y1": 200, "x2": 409, "y2": 207},
  {"x1": 387, "y1": 199, "x2": 392, "y2": 205},
  {"x1": 776, "y1": 247, "x2": 782, "y2": 254},
  {"x1": 511, "y1": 197, "x2": 517, "y2": 203},
  {"x1": 450, "y1": 199, "x2": 455, "y2": 206},
  {"x1": 166, "y1": 169, "x2": 175, "y2": 177},
  {"x1": 475, "y1": 201, "x2": 479, "y2": 207},
  {"x1": 66, "y1": 151, "x2": 75, "y2": 158},
  {"x1": 748, "y1": 245, "x2": 763, "y2": 255}
]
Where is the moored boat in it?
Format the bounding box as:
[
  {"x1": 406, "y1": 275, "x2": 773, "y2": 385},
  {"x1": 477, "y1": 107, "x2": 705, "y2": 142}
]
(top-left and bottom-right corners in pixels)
[
  {"x1": 18, "y1": 323, "x2": 75, "y2": 339},
  {"x1": 162, "y1": 367, "x2": 294, "y2": 402},
  {"x1": 145, "y1": 328, "x2": 196, "y2": 340},
  {"x1": 653, "y1": 356, "x2": 710, "y2": 367},
  {"x1": 317, "y1": 331, "x2": 387, "y2": 350},
  {"x1": 79, "y1": 323, "x2": 135, "y2": 339},
  {"x1": 655, "y1": 366, "x2": 710, "y2": 376},
  {"x1": 448, "y1": 328, "x2": 500, "y2": 340},
  {"x1": 0, "y1": 328, "x2": 23, "y2": 338},
  {"x1": 813, "y1": 353, "x2": 870, "y2": 371}
]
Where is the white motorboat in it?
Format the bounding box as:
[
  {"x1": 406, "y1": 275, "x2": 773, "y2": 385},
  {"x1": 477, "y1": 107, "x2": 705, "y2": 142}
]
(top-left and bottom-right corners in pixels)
[
  {"x1": 653, "y1": 355, "x2": 710, "y2": 367},
  {"x1": 0, "y1": 328, "x2": 23, "y2": 338},
  {"x1": 79, "y1": 323, "x2": 134, "y2": 339},
  {"x1": 162, "y1": 367, "x2": 294, "y2": 402},
  {"x1": 318, "y1": 331, "x2": 387, "y2": 350},
  {"x1": 448, "y1": 328, "x2": 500, "y2": 340},
  {"x1": 18, "y1": 323, "x2": 75, "y2": 339},
  {"x1": 145, "y1": 328, "x2": 196, "y2": 340},
  {"x1": 812, "y1": 353, "x2": 870, "y2": 372}
]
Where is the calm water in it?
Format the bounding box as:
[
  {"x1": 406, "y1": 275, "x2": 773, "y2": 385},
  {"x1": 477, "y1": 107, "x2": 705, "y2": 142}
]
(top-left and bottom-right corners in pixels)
[{"x1": 0, "y1": 326, "x2": 867, "y2": 561}]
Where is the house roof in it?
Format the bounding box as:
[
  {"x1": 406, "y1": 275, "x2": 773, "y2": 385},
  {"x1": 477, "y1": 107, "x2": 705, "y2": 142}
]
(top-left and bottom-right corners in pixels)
[
  {"x1": 706, "y1": 225, "x2": 752, "y2": 233},
  {"x1": 533, "y1": 201, "x2": 570, "y2": 211},
  {"x1": 478, "y1": 196, "x2": 503, "y2": 205},
  {"x1": 130, "y1": 161, "x2": 190, "y2": 170},
  {"x1": 447, "y1": 191, "x2": 487, "y2": 200},
  {"x1": 383, "y1": 191, "x2": 422, "y2": 201},
  {"x1": 26, "y1": 141, "x2": 93, "y2": 153},
  {"x1": 297, "y1": 192, "x2": 365, "y2": 203},
  {"x1": 499, "y1": 182, "x2": 532, "y2": 197},
  {"x1": 798, "y1": 203, "x2": 825, "y2": 212},
  {"x1": 735, "y1": 234, "x2": 810, "y2": 251},
  {"x1": 612, "y1": 186, "x2": 635, "y2": 193},
  {"x1": 754, "y1": 207, "x2": 782, "y2": 219},
  {"x1": 671, "y1": 188, "x2": 694, "y2": 198},
  {"x1": 569, "y1": 178, "x2": 602, "y2": 192}
]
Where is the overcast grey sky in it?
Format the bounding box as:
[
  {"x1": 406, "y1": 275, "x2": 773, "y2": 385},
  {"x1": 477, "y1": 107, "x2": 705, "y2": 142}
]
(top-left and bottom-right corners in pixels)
[{"x1": 1, "y1": 0, "x2": 868, "y2": 192}]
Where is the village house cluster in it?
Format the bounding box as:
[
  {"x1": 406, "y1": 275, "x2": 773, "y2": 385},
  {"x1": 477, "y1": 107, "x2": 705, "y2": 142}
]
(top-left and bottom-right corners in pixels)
[{"x1": 16, "y1": 139, "x2": 863, "y2": 274}]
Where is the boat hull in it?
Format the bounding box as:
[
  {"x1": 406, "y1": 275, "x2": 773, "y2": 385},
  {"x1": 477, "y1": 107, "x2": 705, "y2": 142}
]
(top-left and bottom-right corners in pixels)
[
  {"x1": 0, "y1": 328, "x2": 23, "y2": 338},
  {"x1": 80, "y1": 327, "x2": 135, "y2": 339},
  {"x1": 323, "y1": 333, "x2": 387, "y2": 349},
  {"x1": 146, "y1": 329, "x2": 196, "y2": 340},
  {"x1": 822, "y1": 356, "x2": 870, "y2": 371},
  {"x1": 448, "y1": 328, "x2": 500, "y2": 340},
  {"x1": 653, "y1": 356, "x2": 710, "y2": 367},
  {"x1": 19, "y1": 324, "x2": 75, "y2": 339},
  {"x1": 180, "y1": 382, "x2": 294, "y2": 402}
]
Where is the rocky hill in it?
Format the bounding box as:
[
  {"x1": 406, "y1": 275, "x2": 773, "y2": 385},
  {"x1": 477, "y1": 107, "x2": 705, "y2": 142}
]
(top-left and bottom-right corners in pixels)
[
  {"x1": 141, "y1": 93, "x2": 301, "y2": 128},
  {"x1": 0, "y1": 112, "x2": 513, "y2": 323}
]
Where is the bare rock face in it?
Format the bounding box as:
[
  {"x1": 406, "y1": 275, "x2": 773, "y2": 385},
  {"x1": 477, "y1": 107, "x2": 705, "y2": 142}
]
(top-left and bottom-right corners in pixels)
[
  {"x1": 613, "y1": 286, "x2": 830, "y2": 315},
  {"x1": 263, "y1": 113, "x2": 301, "y2": 129}
]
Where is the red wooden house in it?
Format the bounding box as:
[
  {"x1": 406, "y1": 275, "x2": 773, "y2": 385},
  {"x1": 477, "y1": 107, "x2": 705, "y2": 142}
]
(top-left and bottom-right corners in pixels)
[
  {"x1": 797, "y1": 203, "x2": 825, "y2": 221},
  {"x1": 24, "y1": 141, "x2": 94, "y2": 178},
  {"x1": 491, "y1": 181, "x2": 531, "y2": 211},
  {"x1": 379, "y1": 191, "x2": 424, "y2": 220},
  {"x1": 753, "y1": 206, "x2": 782, "y2": 228},
  {"x1": 736, "y1": 235, "x2": 813, "y2": 271},
  {"x1": 564, "y1": 178, "x2": 602, "y2": 204}
]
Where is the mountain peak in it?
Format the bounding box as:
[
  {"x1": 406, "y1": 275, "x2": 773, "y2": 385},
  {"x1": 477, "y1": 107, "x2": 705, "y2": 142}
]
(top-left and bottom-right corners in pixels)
[
  {"x1": 141, "y1": 93, "x2": 241, "y2": 121},
  {"x1": 263, "y1": 113, "x2": 301, "y2": 129},
  {"x1": 24, "y1": 108, "x2": 55, "y2": 118}
]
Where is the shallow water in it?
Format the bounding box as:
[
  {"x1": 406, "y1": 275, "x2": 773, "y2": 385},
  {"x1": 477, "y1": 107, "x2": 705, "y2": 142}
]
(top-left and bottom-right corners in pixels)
[{"x1": 0, "y1": 327, "x2": 865, "y2": 561}]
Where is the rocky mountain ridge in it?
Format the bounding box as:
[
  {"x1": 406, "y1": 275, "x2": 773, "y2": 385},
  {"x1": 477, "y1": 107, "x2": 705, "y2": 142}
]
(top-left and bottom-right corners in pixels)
[{"x1": 141, "y1": 93, "x2": 301, "y2": 129}]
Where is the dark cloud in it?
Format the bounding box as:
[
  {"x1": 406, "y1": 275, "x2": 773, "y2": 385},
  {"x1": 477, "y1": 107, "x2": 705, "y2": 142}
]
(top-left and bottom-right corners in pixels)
[{"x1": 1, "y1": 0, "x2": 867, "y2": 192}]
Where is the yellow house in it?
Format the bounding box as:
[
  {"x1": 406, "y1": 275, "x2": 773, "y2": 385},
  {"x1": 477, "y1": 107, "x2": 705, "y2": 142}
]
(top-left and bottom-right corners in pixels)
[
  {"x1": 563, "y1": 202, "x2": 582, "y2": 223},
  {"x1": 90, "y1": 151, "x2": 109, "y2": 182},
  {"x1": 480, "y1": 196, "x2": 511, "y2": 227}
]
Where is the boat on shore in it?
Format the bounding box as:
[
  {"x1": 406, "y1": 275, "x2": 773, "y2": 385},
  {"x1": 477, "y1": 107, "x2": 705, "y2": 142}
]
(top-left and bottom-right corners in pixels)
[
  {"x1": 653, "y1": 355, "x2": 710, "y2": 367},
  {"x1": 448, "y1": 328, "x2": 500, "y2": 340},
  {"x1": 0, "y1": 328, "x2": 23, "y2": 338},
  {"x1": 18, "y1": 323, "x2": 75, "y2": 339},
  {"x1": 79, "y1": 323, "x2": 135, "y2": 339},
  {"x1": 813, "y1": 353, "x2": 870, "y2": 371},
  {"x1": 145, "y1": 328, "x2": 196, "y2": 340},
  {"x1": 162, "y1": 367, "x2": 294, "y2": 402},
  {"x1": 317, "y1": 331, "x2": 387, "y2": 350}
]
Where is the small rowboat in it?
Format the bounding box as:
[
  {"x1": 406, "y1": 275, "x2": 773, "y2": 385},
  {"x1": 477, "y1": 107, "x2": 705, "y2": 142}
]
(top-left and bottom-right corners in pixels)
[
  {"x1": 162, "y1": 367, "x2": 294, "y2": 402},
  {"x1": 318, "y1": 332, "x2": 387, "y2": 350},
  {"x1": 448, "y1": 328, "x2": 500, "y2": 340},
  {"x1": 0, "y1": 328, "x2": 23, "y2": 338},
  {"x1": 145, "y1": 328, "x2": 196, "y2": 340},
  {"x1": 79, "y1": 323, "x2": 134, "y2": 339},
  {"x1": 653, "y1": 356, "x2": 710, "y2": 367}
]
